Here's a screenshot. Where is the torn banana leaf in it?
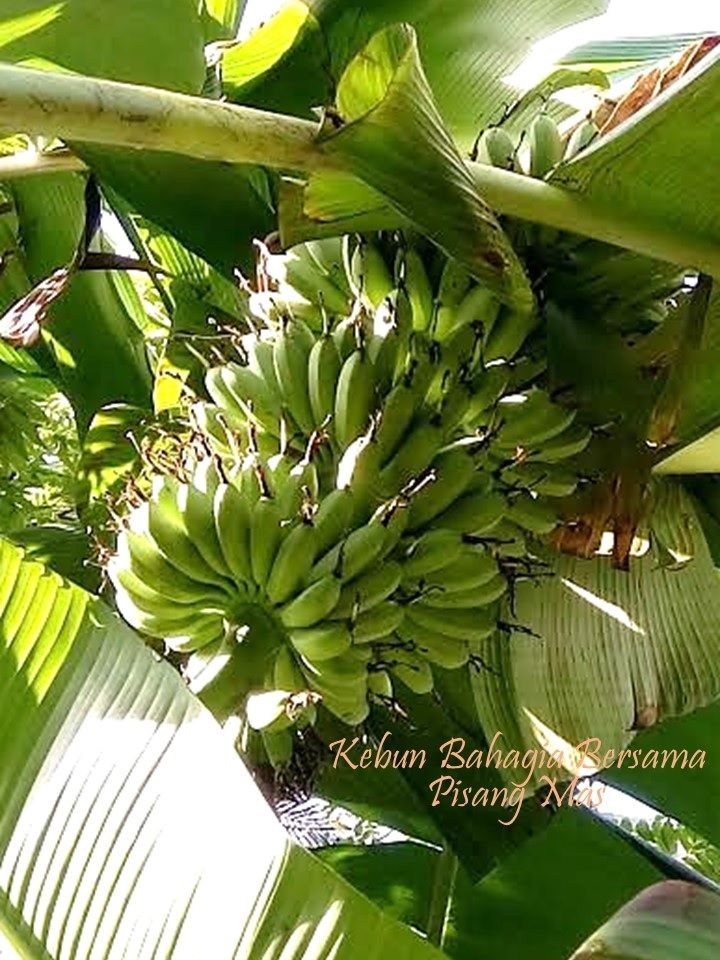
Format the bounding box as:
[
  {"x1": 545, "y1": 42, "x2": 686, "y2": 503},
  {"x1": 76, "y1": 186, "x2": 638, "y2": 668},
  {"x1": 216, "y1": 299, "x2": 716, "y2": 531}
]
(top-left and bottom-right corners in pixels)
[
  {"x1": 472, "y1": 481, "x2": 720, "y2": 784},
  {"x1": 315, "y1": 24, "x2": 532, "y2": 311}
]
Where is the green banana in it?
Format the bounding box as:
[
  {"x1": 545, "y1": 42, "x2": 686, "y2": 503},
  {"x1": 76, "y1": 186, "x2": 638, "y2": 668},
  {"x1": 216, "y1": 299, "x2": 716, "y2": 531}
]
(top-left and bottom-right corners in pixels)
[
  {"x1": 528, "y1": 113, "x2": 563, "y2": 178},
  {"x1": 335, "y1": 430, "x2": 382, "y2": 506},
  {"x1": 402, "y1": 529, "x2": 464, "y2": 578},
  {"x1": 483, "y1": 307, "x2": 539, "y2": 363},
  {"x1": 334, "y1": 349, "x2": 376, "y2": 449},
  {"x1": 221, "y1": 362, "x2": 282, "y2": 436},
  {"x1": 564, "y1": 118, "x2": 599, "y2": 160},
  {"x1": 434, "y1": 285, "x2": 499, "y2": 343},
  {"x1": 273, "y1": 645, "x2": 305, "y2": 691},
  {"x1": 284, "y1": 246, "x2": 350, "y2": 316},
  {"x1": 331, "y1": 560, "x2": 402, "y2": 618},
  {"x1": 290, "y1": 621, "x2": 352, "y2": 660},
  {"x1": 146, "y1": 480, "x2": 230, "y2": 589},
  {"x1": 529, "y1": 422, "x2": 592, "y2": 463},
  {"x1": 273, "y1": 320, "x2": 315, "y2": 435},
  {"x1": 341, "y1": 521, "x2": 390, "y2": 581},
  {"x1": 301, "y1": 650, "x2": 367, "y2": 687},
  {"x1": 280, "y1": 576, "x2": 342, "y2": 629},
  {"x1": 246, "y1": 336, "x2": 282, "y2": 397},
  {"x1": 308, "y1": 334, "x2": 342, "y2": 428},
  {"x1": 164, "y1": 615, "x2": 227, "y2": 654},
  {"x1": 402, "y1": 247, "x2": 434, "y2": 332},
  {"x1": 411, "y1": 547, "x2": 499, "y2": 592},
  {"x1": 250, "y1": 498, "x2": 285, "y2": 587},
  {"x1": 437, "y1": 489, "x2": 506, "y2": 535},
  {"x1": 266, "y1": 521, "x2": 317, "y2": 605},
  {"x1": 389, "y1": 650, "x2": 434, "y2": 694},
  {"x1": 313, "y1": 488, "x2": 355, "y2": 555},
  {"x1": 374, "y1": 384, "x2": 417, "y2": 465},
  {"x1": 418, "y1": 573, "x2": 507, "y2": 608},
  {"x1": 310, "y1": 519, "x2": 387, "y2": 583},
  {"x1": 352, "y1": 602, "x2": 404, "y2": 643},
  {"x1": 406, "y1": 449, "x2": 475, "y2": 530},
  {"x1": 506, "y1": 494, "x2": 558, "y2": 534},
  {"x1": 463, "y1": 363, "x2": 511, "y2": 426},
  {"x1": 213, "y1": 482, "x2": 253, "y2": 587},
  {"x1": 350, "y1": 240, "x2": 394, "y2": 310},
  {"x1": 180, "y1": 460, "x2": 233, "y2": 579},
  {"x1": 476, "y1": 126, "x2": 515, "y2": 169},
  {"x1": 368, "y1": 670, "x2": 393, "y2": 698},
  {"x1": 495, "y1": 390, "x2": 575, "y2": 451},
  {"x1": 369, "y1": 289, "x2": 413, "y2": 391},
  {"x1": 378, "y1": 421, "x2": 444, "y2": 497},
  {"x1": 397, "y1": 622, "x2": 469, "y2": 669},
  {"x1": 501, "y1": 462, "x2": 578, "y2": 497},
  {"x1": 120, "y1": 529, "x2": 225, "y2": 604},
  {"x1": 204, "y1": 366, "x2": 246, "y2": 429},
  {"x1": 406, "y1": 604, "x2": 496, "y2": 642},
  {"x1": 111, "y1": 566, "x2": 225, "y2": 630},
  {"x1": 332, "y1": 316, "x2": 358, "y2": 361}
]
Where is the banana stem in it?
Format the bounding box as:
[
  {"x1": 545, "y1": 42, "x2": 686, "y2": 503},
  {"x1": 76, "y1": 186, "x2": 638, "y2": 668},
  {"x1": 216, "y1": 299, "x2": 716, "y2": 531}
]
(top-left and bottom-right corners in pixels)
[
  {"x1": 468, "y1": 163, "x2": 720, "y2": 278},
  {"x1": 1, "y1": 64, "x2": 720, "y2": 275},
  {"x1": 425, "y1": 844, "x2": 458, "y2": 949},
  {"x1": 0, "y1": 63, "x2": 334, "y2": 174}
]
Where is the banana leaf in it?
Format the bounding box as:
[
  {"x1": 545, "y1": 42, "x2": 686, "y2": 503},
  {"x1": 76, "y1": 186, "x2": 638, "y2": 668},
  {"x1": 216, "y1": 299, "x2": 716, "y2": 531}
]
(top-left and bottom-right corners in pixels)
[
  {"x1": 0, "y1": 537, "x2": 444, "y2": 959},
  {"x1": 471, "y1": 481, "x2": 720, "y2": 781},
  {"x1": 321, "y1": 811, "x2": 662, "y2": 960},
  {"x1": 222, "y1": 0, "x2": 608, "y2": 149},
  {"x1": 552, "y1": 46, "x2": 720, "y2": 278}
]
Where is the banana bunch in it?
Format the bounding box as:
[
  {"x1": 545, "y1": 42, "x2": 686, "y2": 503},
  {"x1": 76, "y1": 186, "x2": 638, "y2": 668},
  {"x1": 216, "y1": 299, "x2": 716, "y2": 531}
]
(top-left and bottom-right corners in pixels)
[
  {"x1": 474, "y1": 111, "x2": 598, "y2": 182},
  {"x1": 109, "y1": 453, "x2": 415, "y2": 736},
  {"x1": 110, "y1": 227, "x2": 602, "y2": 773}
]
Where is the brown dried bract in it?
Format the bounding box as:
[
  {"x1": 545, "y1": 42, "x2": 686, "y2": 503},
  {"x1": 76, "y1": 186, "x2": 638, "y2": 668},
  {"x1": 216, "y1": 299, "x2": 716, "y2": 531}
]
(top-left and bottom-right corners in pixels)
[
  {"x1": 0, "y1": 267, "x2": 72, "y2": 348},
  {"x1": 594, "y1": 35, "x2": 720, "y2": 135},
  {"x1": 552, "y1": 470, "x2": 650, "y2": 570}
]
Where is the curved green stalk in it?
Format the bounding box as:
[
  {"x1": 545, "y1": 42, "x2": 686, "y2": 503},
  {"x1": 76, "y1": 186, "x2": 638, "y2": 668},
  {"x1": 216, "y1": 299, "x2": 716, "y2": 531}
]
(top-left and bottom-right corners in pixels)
[
  {"x1": 469, "y1": 163, "x2": 720, "y2": 279},
  {"x1": 0, "y1": 63, "x2": 332, "y2": 174}
]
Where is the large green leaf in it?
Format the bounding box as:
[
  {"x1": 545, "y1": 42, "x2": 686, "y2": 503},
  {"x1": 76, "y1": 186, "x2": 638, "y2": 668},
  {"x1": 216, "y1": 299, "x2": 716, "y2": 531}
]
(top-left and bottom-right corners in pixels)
[
  {"x1": 321, "y1": 812, "x2": 662, "y2": 960},
  {"x1": 552, "y1": 47, "x2": 720, "y2": 275},
  {"x1": 604, "y1": 699, "x2": 720, "y2": 851},
  {"x1": 224, "y1": 0, "x2": 607, "y2": 149},
  {"x1": 467, "y1": 810, "x2": 661, "y2": 960},
  {"x1": 471, "y1": 481, "x2": 720, "y2": 781},
  {"x1": 0, "y1": 537, "x2": 444, "y2": 959},
  {"x1": 0, "y1": 0, "x2": 204, "y2": 90}
]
